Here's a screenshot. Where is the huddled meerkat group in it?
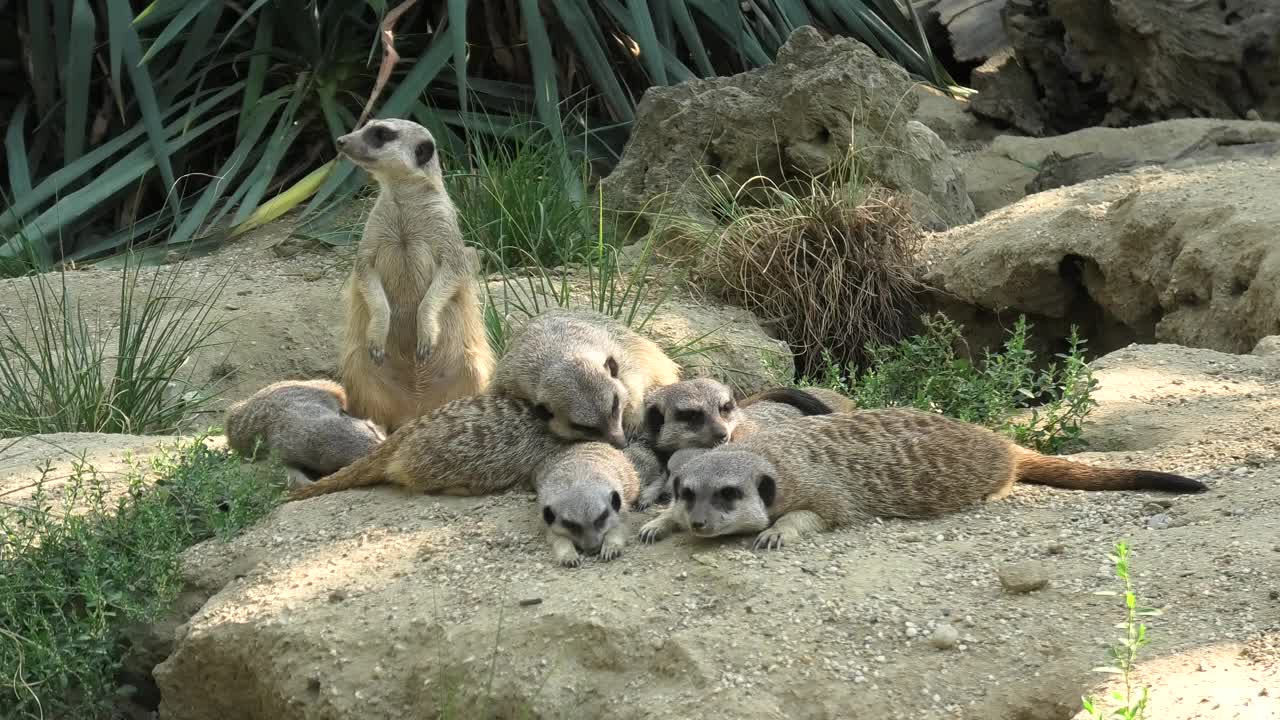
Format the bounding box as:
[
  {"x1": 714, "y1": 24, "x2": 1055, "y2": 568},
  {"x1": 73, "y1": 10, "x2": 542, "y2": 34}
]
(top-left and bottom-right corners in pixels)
[{"x1": 226, "y1": 117, "x2": 1210, "y2": 568}]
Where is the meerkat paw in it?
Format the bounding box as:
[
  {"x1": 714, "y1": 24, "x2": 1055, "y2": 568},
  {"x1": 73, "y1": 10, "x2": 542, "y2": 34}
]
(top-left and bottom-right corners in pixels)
[
  {"x1": 367, "y1": 340, "x2": 386, "y2": 366},
  {"x1": 415, "y1": 323, "x2": 440, "y2": 363},
  {"x1": 752, "y1": 527, "x2": 792, "y2": 552},
  {"x1": 638, "y1": 518, "x2": 669, "y2": 545},
  {"x1": 598, "y1": 532, "x2": 626, "y2": 562},
  {"x1": 556, "y1": 549, "x2": 583, "y2": 568}
]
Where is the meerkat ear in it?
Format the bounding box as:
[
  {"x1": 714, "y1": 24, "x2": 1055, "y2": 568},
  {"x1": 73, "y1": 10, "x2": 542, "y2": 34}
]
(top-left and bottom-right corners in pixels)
[
  {"x1": 609, "y1": 491, "x2": 621, "y2": 512},
  {"x1": 532, "y1": 403, "x2": 554, "y2": 421},
  {"x1": 542, "y1": 506, "x2": 556, "y2": 525},
  {"x1": 414, "y1": 138, "x2": 436, "y2": 167},
  {"x1": 756, "y1": 474, "x2": 777, "y2": 507},
  {"x1": 645, "y1": 405, "x2": 664, "y2": 436},
  {"x1": 671, "y1": 475, "x2": 682, "y2": 500},
  {"x1": 605, "y1": 356, "x2": 619, "y2": 378}
]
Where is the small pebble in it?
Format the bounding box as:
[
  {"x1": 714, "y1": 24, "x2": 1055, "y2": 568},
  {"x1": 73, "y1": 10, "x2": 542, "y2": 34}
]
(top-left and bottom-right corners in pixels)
[
  {"x1": 998, "y1": 561, "x2": 1050, "y2": 594},
  {"x1": 930, "y1": 624, "x2": 960, "y2": 650},
  {"x1": 518, "y1": 598, "x2": 543, "y2": 607},
  {"x1": 1046, "y1": 542, "x2": 1065, "y2": 555},
  {"x1": 328, "y1": 590, "x2": 347, "y2": 603},
  {"x1": 1146, "y1": 513, "x2": 1171, "y2": 530}
]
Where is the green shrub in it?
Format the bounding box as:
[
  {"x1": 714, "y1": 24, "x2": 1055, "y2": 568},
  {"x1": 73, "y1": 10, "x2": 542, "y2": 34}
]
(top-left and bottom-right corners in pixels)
[
  {"x1": 0, "y1": 254, "x2": 230, "y2": 438},
  {"x1": 6, "y1": 2, "x2": 957, "y2": 266},
  {"x1": 803, "y1": 313, "x2": 1099, "y2": 453},
  {"x1": 0, "y1": 438, "x2": 283, "y2": 719},
  {"x1": 1081, "y1": 541, "x2": 1157, "y2": 720}
]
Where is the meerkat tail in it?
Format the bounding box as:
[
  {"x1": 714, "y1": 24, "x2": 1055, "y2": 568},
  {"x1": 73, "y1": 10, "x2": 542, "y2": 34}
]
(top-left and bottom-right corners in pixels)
[
  {"x1": 1010, "y1": 446, "x2": 1207, "y2": 493},
  {"x1": 739, "y1": 387, "x2": 834, "y2": 416},
  {"x1": 287, "y1": 435, "x2": 399, "y2": 500}
]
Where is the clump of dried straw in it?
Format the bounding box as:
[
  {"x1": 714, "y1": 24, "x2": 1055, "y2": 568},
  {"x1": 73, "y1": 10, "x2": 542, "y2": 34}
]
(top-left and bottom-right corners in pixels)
[{"x1": 694, "y1": 173, "x2": 925, "y2": 375}]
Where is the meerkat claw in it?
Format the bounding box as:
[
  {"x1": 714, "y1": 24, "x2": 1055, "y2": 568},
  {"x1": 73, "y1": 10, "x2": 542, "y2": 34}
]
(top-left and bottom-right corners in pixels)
[
  {"x1": 415, "y1": 341, "x2": 432, "y2": 363},
  {"x1": 367, "y1": 342, "x2": 386, "y2": 366},
  {"x1": 753, "y1": 530, "x2": 785, "y2": 551}
]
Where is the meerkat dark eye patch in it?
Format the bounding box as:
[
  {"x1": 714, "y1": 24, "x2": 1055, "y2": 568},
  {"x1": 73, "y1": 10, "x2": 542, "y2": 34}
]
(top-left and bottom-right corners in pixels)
[
  {"x1": 369, "y1": 124, "x2": 397, "y2": 147},
  {"x1": 645, "y1": 405, "x2": 665, "y2": 436},
  {"x1": 542, "y1": 506, "x2": 556, "y2": 525},
  {"x1": 594, "y1": 507, "x2": 611, "y2": 529},
  {"x1": 561, "y1": 520, "x2": 582, "y2": 534},
  {"x1": 611, "y1": 394, "x2": 620, "y2": 417},
  {"x1": 675, "y1": 409, "x2": 703, "y2": 424},
  {"x1": 570, "y1": 422, "x2": 596, "y2": 435},
  {"x1": 720, "y1": 401, "x2": 736, "y2": 415},
  {"x1": 757, "y1": 474, "x2": 777, "y2": 507},
  {"x1": 718, "y1": 486, "x2": 743, "y2": 502},
  {"x1": 414, "y1": 138, "x2": 435, "y2": 167},
  {"x1": 605, "y1": 356, "x2": 619, "y2": 378},
  {"x1": 609, "y1": 490, "x2": 621, "y2": 512},
  {"x1": 672, "y1": 475, "x2": 682, "y2": 500},
  {"x1": 532, "y1": 404, "x2": 554, "y2": 421}
]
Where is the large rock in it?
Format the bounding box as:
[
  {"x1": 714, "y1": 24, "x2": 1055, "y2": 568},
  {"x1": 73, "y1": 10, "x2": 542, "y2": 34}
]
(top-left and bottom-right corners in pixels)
[
  {"x1": 961, "y1": 118, "x2": 1280, "y2": 215},
  {"x1": 976, "y1": 0, "x2": 1280, "y2": 133},
  {"x1": 923, "y1": 157, "x2": 1280, "y2": 355},
  {"x1": 600, "y1": 26, "x2": 976, "y2": 233},
  {"x1": 148, "y1": 343, "x2": 1280, "y2": 720}
]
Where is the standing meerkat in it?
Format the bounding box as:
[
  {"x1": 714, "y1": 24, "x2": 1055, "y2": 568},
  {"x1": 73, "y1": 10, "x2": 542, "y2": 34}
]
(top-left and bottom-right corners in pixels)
[
  {"x1": 224, "y1": 379, "x2": 386, "y2": 489},
  {"x1": 491, "y1": 308, "x2": 680, "y2": 448},
  {"x1": 335, "y1": 118, "x2": 494, "y2": 432},
  {"x1": 286, "y1": 394, "x2": 570, "y2": 501},
  {"x1": 535, "y1": 442, "x2": 641, "y2": 567},
  {"x1": 632, "y1": 380, "x2": 838, "y2": 508},
  {"x1": 639, "y1": 408, "x2": 1209, "y2": 550}
]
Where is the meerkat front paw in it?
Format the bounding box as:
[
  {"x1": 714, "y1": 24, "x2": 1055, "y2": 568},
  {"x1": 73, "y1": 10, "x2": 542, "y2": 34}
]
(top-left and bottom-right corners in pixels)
[
  {"x1": 638, "y1": 518, "x2": 669, "y2": 545},
  {"x1": 415, "y1": 323, "x2": 440, "y2": 363},
  {"x1": 367, "y1": 340, "x2": 386, "y2": 365},
  {"x1": 598, "y1": 532, "x2": 626, "y2": 562},
  {"x1": 752, "y1": 527, "x2": 791, "y2": 551},
  {"x1": 556, "y1": 548, "x2": 583, "y2": 567}
]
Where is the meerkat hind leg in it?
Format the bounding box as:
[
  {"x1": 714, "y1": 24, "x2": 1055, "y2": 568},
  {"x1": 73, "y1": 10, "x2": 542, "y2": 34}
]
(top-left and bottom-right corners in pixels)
[
  {"x1": 547, "y1": 529, "x2": 582, "y2": 568},
  {"x1": 283, "y1": 466, "x2": 316, "y2": 490},
  {"x1": 638, "y1": 506, "x2": 685, "y2": 544},
  {"x1": 753, "y1": 510, "x2": 828, "y2": 551}
]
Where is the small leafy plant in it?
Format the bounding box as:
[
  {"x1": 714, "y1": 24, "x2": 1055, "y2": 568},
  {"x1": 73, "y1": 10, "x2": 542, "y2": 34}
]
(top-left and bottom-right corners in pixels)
[
  {"x1": 802, "y1": 313, "x2": 1099, "y2": 453},
  {"x1": 0, "y1": 437, "x2": 283, "y2": 718},
  {"x1": 1081, "y1": 541, "x2": 1157, "y2": 720}
]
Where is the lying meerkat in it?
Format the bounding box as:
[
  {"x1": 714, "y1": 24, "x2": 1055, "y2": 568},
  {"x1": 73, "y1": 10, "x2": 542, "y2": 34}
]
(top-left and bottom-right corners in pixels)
[
  {"x1": 491, "y1": 308, "x2": 680, "y2": 448},
  {"x1": 535, "y1": 442, "x2": 641, "y2": 567},
  {"x1": 335, "y1": 118, "x2": 494, "y2": 432},
  {"x1": 639, "y1": 408, "x2": 1209, "y2": 550},
  {"x1": 632, "y1": 379, "x2": 839, "y2": 508},
  {"x1": 224, "y1": 379, "x2": 386, "y2": 489},
  {"x1": 286, "y1": 394, "x2": 570, "y2": 501}
]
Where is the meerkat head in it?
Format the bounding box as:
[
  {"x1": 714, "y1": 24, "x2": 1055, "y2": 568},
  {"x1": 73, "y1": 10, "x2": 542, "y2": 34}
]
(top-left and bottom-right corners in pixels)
[
  {"x1": 533, "y1": 354, "x2": 628, "y2": 449},
  {"x1": 670, "y1": 450, "x2": 776, "y2": 538},
  {"x1": 541, "y1": 481, "x2": 624, "y2": 556},
  {"x1": 334, "y1": 118, "x2": 440, "y2": 181},
  {"x1": 338, "y1": 407, "x2": 388, "y2": 445},
  {"x1": 644, "y1": 378, "x2": 739, "y2": 453}
]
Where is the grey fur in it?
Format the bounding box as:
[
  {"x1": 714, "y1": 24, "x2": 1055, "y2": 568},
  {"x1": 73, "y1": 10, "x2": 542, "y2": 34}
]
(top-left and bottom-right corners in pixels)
[{"x1": 534, "y1": 442, "x2": 641, "y2": 567}]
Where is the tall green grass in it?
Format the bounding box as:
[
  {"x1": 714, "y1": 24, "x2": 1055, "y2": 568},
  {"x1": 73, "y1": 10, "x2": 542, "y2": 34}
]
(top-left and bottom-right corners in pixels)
[{"x1": 0, "y1": 253, "x2": 230, "y2": 437}]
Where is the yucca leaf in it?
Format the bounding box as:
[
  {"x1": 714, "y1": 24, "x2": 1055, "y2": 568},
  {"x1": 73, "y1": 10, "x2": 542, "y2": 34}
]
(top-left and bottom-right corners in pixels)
[
  {"x1": 1, "y1": 108, "x2": 239, "y2": 255},
  {"x1": 219, "y1": 0, "x2": 273, "y2": 51},
  {"x1": 231, "y1": 75, "x2": 309, "y2": 225},
  {"x1": 5, "y1": 100, "x2": 33, "y2": 201},
  {"x1": 237, "y1": 3, "x2": 276, "y2": 143},
  {"x1": 687, "y1": 0, "x2": 772, "y2": 66},
  {"x1": 133, "y1": 0, "x2": 191, "y2": 29},
  {"x1": 66, "y1": 212, "x2": 171, "y2": 262},
  {"x1": 229, "y1": 160, "x2": 335, "y2": 239},
  {"x1": 139, "y1": 0, "x2": 214, "y2": 65},
  {"x1": 63, "y1": 0, "x2": 96, "y2": 166},
  {"x1": 163, "y1": 1, "x2": 225, "y2": 106},
  {"x1": 666, "y1": 0, "x2": 715, "y2": 77},
  {"x1": 448, "y1": 0, "x2": 470, "y2": 118},
  {"x1": 548, "y1": 0, "x2": 636, "y2": 122},
  {"x1": 2, "y1": 85, "x2": 242, "y2": 235},
  {"x1": 105, "y1": 0, "x2": 177, "y2": 208},
  {"x1": 851, "y1": 4, "x2": 930, "y2": 75},
  {"x1": 599, "y1": 0, "x2": 695, "y2": 81},
  {"x1": 652, "y1": 0, "x2": 674, "y2": 49},
  {"x1": 771, "y1": 0, "x2": 813, "y2": 30},
  {"x1": 823, "y1": 2, "x2": 893, "y2": 61},
  {"x1": 627, "y1": 0, "x2": 668, "y2": 86},
  {"x1": 25, "y1": 0, "x2": 56, "y2": 116},
  {"x1": 168, "y1": 96, "x2": 283, "y2": 247}
]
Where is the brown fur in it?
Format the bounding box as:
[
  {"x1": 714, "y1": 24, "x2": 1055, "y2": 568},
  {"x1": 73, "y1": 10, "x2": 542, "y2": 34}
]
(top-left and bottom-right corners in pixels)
[
  {"x1": 336, "y1": 119, "x2": 494, "y2": 432},
  {"x1": 287, "y1": 394, "x2": 570, "y2": 501},
  {"x1": 640, "y1": 408, "x2": 1207, "y2": 549}
]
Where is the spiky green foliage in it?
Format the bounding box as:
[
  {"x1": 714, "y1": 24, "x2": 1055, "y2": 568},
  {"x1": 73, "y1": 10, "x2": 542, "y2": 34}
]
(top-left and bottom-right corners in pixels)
[{"x1": 5, "y1": 1, "x2": 955, "y2": 266}]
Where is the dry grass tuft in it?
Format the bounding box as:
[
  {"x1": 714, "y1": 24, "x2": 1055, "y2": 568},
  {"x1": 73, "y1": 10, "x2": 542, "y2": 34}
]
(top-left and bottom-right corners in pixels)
[{"x1": 692, "y1": 170, "x2": 925, "y2": 375}]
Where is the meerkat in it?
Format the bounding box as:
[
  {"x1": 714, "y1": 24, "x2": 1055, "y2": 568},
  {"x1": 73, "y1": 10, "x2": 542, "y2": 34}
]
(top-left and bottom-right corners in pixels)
[
  {"x1": 535, "y1": 442, "x2": 641, "y2": 567},
  {"x1": 335, "y1": 118, "x2": 494, "y2": 432},
  {"x1": 638, "y1": 408, "x2": 1209, "y2": 550},
  {"x1": 286, "y1": 394, "x2": 571, "y2": 501},
  {"x1": 223, "y1": 379, "x2": 386, "y2": 489},
  {"x1": 490, "y1": 308, "x2": 680, "y2": 448},
  {"x1": 632, "y1": 379, "x2": 838, "y2": 508}
]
